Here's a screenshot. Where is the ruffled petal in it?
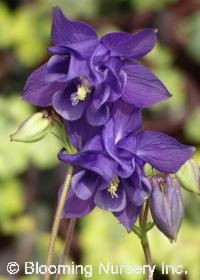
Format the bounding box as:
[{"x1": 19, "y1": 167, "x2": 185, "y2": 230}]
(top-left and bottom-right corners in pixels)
[
  {"x1": 48, "y1": 46, "x2": 68, "y2": 55},
  {"x1": 64, "y1": 117, "x2": 101, "y2": 149},
  {"x1": 107, "y1": 71, "x2": 127, "y2": 102},
  {"x1": 101, "y1": 29, "x2": 157, "y2": 58},
  {"x1": 52, "y1": 7, "x2": 97, "y2": 46},
  {"x1": 89, "y1": 43, "x2": 109, "y2": 85},
  {"x1": 117, "y1": 135, "x2": 137, "y2": 154},
  {"x1": 62, "y1": 187, "x2": 95, "y2": 218},
  {"x1": 122, "y1": 61, "x2": 171, "y2": 108},
  {"x1": 103, "y1": 57, "x2": 123, "y2": 93},
  {"x1": 47, "y1": 54, "x2": 90, "y2": 84},
  {"x1": 91, "y1": 84, "x2": 110, "y2": 111},
  {"x1": 52, "y1": 87, "x2": 86, "y2": 121},
  {"x1": 102, "y1": 119, "x2": 134, "y2": 178},
  {"x1": 67, "y1": 54, "x2": 90, "y2": 81},
  {"x1": 48, "y1": 40, "x2": 99, "y2": 58},
  {"x1": 66, "y1": 40, "x2": 99, "y2": 58},
  {"x1": 58, "y1": 136, "x2": 117, "y2": 182},
  {"x1": 23, "y1": 63, "x2": 64, "y2": 106},
  {"x1": 123, "y1": 166, "x2": 148, "y2": 207},
  {"x1": 112, "y1": 100, "x2": 142, "y2": 143},
  {"x1": 82, "y1": 135, "x2": 103, "y2": 152},
  {"x1": 136, "y1": 130, "x2": 195, "y2": 173},
  {"x1": 46, "y1": 55, "x2": 69, "y2": 83},
  {"x1": 58, "y1": 152, "x2": 117, "y2": 182},
  {"x1": 114, "y1": 199, "x2": 141, "y2": 231},
  {"x1": 71, "y1": 170, "x2": 99, "y2": 200},
  {"x1": 86, "y1": 103, "x2": 109, "y2": 126},
  {"x1": 94, "y1": 186, "x2": 127, "y2": 212}
]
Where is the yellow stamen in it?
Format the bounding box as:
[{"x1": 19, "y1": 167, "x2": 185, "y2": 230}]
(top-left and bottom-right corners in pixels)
[
  {"x1": 72, "y1": 81, "x2": 91, "y2": 105},
  {"x1": 108, "y1": 176, "x2": 120, "y2": 198}
]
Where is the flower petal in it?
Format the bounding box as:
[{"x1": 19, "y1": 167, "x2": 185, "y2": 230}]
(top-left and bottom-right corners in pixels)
[
  {"x1": 49, "y1": 40, "x2": 99, "y2": 58},
  {"x1": 122, "y1": 61, "x2": 171, "y2": 108},
  {"x1": 102, "y1": 118, "x2": 134, "y2": 178},
  {"x1": 71, "y1": 170, "x2": 98, "y2": 200},
  {"x1": 46, "y1": 55, "x2": 69, "y2": 83},
  {"x1": 101, "y1": 29, "x2": 157, "y2": 58},
  {"x1": 117, "y1": 135, "x2": 137, "y2": 154},
  {"x1": 107, "y1": 70, "x2": 127, "y2": 102},
  {"x1": 114, "y1": 199, "x2": 141, "y2": 231},
  {"x1": 48, "y1": 46, "x2": 68, "y2": 55},
  {"x1": 112, "y1": 100, "x2": 142, "y2": 143},
  {"x1": 89, "y1": 44, "x2": 109, "y2": 84},
  {"x1": 62, "y1": 187, "x2": 95, "y2": 218},
  {"x1": 64, "y1": 117, "x2": 101, "y2": 149},
  {"x1": 91, "y1": 84, "x2": 110, "y2": 111},
  {"x1": 47, "y1": 54, "x2": 90, "y2": 83},
  {"x1": 86, "y1": 103, "x2": 109, "y2": 126},
  {"x1": 136, "y1": 130, "x2": 195, "y2": 173},
  {"x1": 103, "y1": 57, "x2": 123, "y2": 93},
  {"x1": 52, "y1": 7, "x2": 97, "y2": 46},
  {"x1": 23, "y1": 63, "x2": 64, "y2": 106},
  {"x1": 94, "y1": 186, "x2": 127, "y2": 212},
  {"x1": 58, "y1": 136, "x2": 117, "y2": 182},
  {"x1": 66, "y1": 40, "x2": 99, "y2": 58},
  {"x1": 123, "y1": 166, "x2": 148, "y2": 207},
  {"x1": 67, "y1": 54, "x2": 90, "y2": 81},
  {"x1": 52, "y1": 86, "x2": 86, "y2": 121}
]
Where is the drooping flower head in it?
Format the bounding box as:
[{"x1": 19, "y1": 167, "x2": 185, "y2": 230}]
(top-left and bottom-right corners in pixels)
[
  {"x1": 23, "y1": 7, "x2": 171, "y2": 126},
  {"x1": 58, "y1": 101, "x2": 194, "y2": 230},
  {"x1": 19, "y1": 6, "x2": 195, "y2": 233}
]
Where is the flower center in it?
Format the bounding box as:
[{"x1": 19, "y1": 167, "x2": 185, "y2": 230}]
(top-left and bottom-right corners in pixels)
[
  {"x1": 108, "y1": 176, "x2": 120, "y2": 198},
  {"x1": 72, "y1": 78, "x2": 91, "y2": 105}
]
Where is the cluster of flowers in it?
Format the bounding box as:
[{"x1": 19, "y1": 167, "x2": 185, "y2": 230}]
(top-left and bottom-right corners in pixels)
[{"x1": 21, "y1": 7, "x2": 194, "y2": 239}]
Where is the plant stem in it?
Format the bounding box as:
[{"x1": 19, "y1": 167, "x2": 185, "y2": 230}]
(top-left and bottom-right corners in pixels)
[
  {"x1": 141, "y1": 239, "x2": 152, "y2": 280},
  {"x1": 139, "y1": 200, "x2": 153, "y2": 280},
  {"x1": 55, "y1": 218, "x2": 77, "y2": 280},
  {"x1": 142, "y1": 200, "x2": 150, "y2": 227},
  {"x1": 45, "y1": 165, "x2": 74, "y2": 280}
]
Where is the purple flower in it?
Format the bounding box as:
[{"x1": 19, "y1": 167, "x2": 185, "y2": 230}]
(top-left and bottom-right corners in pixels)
[
  {"x1": 150, "y1": 175, "x2": 184, "y2": 242},
  {"x1": 58, "y1": 101, "x2": 193, "y2": 230},
  {"x1": 23, "y1": 7, "x2": 171, "y2": 126}
]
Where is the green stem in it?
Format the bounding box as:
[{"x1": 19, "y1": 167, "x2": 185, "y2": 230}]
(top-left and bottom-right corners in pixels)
[
  {"x1": 142, "y1": 200, "x2": 150, "y2": 227},
  {"x1": 132, "y1": 200, "x2": 153, "y2": 280},
  {"x1": 45, "y1": 165, "x2": 74, "y2": 280},
  {"x1": 55, "y1": 218, "x2": 77, "y2": 280},
  {"x1": 139, "y1": 201, "x2": 153, "y2": 280},
  {"x1": 141, "y1": 238, "x2": 152, "y2": 280}
]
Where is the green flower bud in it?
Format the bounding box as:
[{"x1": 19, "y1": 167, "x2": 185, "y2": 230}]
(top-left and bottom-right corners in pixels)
[
  {"x1": 176, "y1": 159, "x2": 200, "y2": 195},
  {"x1": 10, "y1": 110, "x2": 53, "y2": 143}
]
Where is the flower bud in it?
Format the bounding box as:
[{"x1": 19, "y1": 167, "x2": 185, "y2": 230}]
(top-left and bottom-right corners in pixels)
[
  {"x1": 150, "y1": 175, "x2": 184, "y2": 242},
  {"x1": 176, "y1": 159, "x2": 200, "y2": 195},
  {"x1": 10, "y1": 110, "x2": 53, "y2": 143}
]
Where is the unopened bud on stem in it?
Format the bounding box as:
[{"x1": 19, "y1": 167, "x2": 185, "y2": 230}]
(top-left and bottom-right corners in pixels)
[
  {"x1": 150, "y1": 175, "x2": 184, "y2": 242},
  {"x1": 10, "y1": 110, "x2": 53, "y2": 143},
  {"x1": 176, "y1": 159, "x2": 200, "y2": 195}
]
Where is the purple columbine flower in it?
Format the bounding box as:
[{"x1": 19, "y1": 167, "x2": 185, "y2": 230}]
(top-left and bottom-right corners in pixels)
[
  {"x1": 58, "y1": 101, "x2": 193, "y2": 230},
  {"x1": 150, "y1": 175, "x2": 184, "y2": 242},
  {"x1": 22, "y1": 7, "x2": 171, "y2": 126}
]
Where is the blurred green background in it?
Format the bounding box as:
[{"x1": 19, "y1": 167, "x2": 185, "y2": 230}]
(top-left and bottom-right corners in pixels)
[{"x1": 0, "y1": 0, "x2": 200, "y2": 279}]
